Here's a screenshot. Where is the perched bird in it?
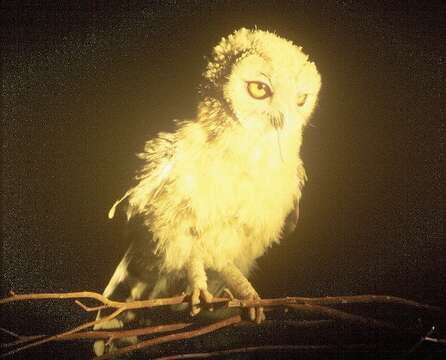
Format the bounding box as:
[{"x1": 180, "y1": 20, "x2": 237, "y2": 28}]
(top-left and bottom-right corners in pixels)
[{"x1": 94, "y1": 28, "x2": 321, "y2": 355}]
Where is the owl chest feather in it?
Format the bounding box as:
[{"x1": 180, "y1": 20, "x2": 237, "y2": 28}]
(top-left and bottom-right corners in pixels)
[{"x1": 152, "y1": 125, "x2": 302, "y2": 271}]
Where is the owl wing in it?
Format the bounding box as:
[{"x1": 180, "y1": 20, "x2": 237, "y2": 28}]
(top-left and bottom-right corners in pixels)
[
  {"x1": 100, "y1": 132, "x2": 180, "y2": 303},
  {"x1": 102, "y1": 215, "x2": 161, "y2": 303},
  {"x1": 93, "y1": 213, "x2": 185, "y2": 356}
]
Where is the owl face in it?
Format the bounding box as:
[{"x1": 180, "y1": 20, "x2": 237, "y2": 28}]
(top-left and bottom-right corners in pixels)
[{"x1": 201, "y1": 28, "x2": 321, "y2": 134}]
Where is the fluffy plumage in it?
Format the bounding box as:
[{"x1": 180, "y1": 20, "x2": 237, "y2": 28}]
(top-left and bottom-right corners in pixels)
[{"x1": 94, "y1": 28, "x2": 321, "y2": 355}]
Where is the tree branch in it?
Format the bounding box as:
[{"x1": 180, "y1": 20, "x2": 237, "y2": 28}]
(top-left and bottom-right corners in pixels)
[
  {"x1": 152, "y1": 344, "x2": 379, "y2": 360},
  {"x1": 1, "y1": 290, "x2": 444, "y2": 359},
  {"x1": 2, "y1": 290, "x2": 442, "y2": 313},
  {"x1": 95, "y1": 315, "x2": 242, "y2": 360}
]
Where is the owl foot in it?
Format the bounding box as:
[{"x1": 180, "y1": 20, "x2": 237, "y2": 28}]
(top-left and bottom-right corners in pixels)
[
  {"x1": 93, "y1": 312, "x2": 138, "y2": 356},
  {"x1": 190, "y1": 287, "x2": 213, "y2": 316},
  {"x1": 94, "y1": 335, "x2": 138, "y2": 356},
  {"x1": 220, "y1": 263, "x2": 266, "y2": 324},
  {"x1": 92, "y1": 308, "x2": 140, "y2": 356}
]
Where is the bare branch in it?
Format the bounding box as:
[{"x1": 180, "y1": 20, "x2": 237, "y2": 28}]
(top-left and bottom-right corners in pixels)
[
  {"x1": 288, "y1": 304, "x2": 399, "y2": 331},
  {"x1": 1, "y1": 290, "x2": 444, "y2": 359},
  {"x1": 94, "y1": 315, "x2": 242, "y2": 360},
  {"x1": 0, "y1": 328, "x2": 46, "y2": 350},
  {"x1": 0, "y1": 329, "x2": 19, "y2": 339},
  {"x1": 75, "y1": 300, "x2": 109, "y2": 312},
  {"x1": 0, "y1": 307, "x2": 126, "y2": 358},
  {"x1": 152, "y1": 344, "x2": 379, "y2": 360},
  {"x1": 0, "y1": 291, "x2": 188, "y2": 311},
  {"x1": 1, "y1": 336, "x2": 46, "y2": 349},
  {"x1": 2, "y1": 291, "x2": 442, "y2": 314},
  {"x1": 61, "y1": 322, "x2": 193, "y2": 341}
]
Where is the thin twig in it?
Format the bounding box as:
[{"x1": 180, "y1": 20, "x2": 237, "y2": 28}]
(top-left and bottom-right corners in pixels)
[
  {"x1": 152, "y1": 343, "x2": 379, "y2": 360},
  {"x1": 0, "y1": 328, "x2": 46, "y2": 349},
  {"x1": 0, "y1": 329, "x2": 20, "y2": 339},
  {"x1": 0, "y1": 291, "x2": 188, "y2": 311},
  {"x1": 1, "y1": 320, "x2": 331, "y2": 348},
  {"x1": 1, "y1": 335, "x2": 46, "y2": 349},
  {"x1": 289, "y1": 304, "x2": 400, "y2": 331},
  {"x1": 94, "y1": 315, "x2": 242, "y2": 360},
  {"x1": 296, "y1": 295, "x2": 445, "y2": 314},
  {"x1": 407, "y1": 326, "x2": 436, "y2": 354},
  {"x1": 60, "y1": 322, "x2": 193, "y2": 341},
  {"x1": 75, "y1": 300, "x2": 109, "y2": 312},
  {"x1": 424, "y1": 337, "x2": 446, "y2": 345},
  {"x1": 0, "y1": 307, "x2": 126, "y2": 358}
]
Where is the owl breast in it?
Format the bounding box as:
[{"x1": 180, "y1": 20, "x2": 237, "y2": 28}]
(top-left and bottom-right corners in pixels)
[{"x1": 156, "y1": 123, "x2": 303, "y2": 273}]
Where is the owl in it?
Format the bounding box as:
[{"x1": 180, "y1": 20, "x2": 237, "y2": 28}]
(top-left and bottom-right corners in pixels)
[{"x1": 94, "y1": 28, "x2": 321, "y2": 355}]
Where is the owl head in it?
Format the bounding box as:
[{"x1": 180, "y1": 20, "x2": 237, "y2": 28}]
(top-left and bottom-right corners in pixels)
[{"x1": 199, "y1": 28, "x2": 321, "y2": 134}]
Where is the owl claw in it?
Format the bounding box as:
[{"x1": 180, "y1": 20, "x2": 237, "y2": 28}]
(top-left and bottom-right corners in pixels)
[
  {"x1": 250, "y1": 305, "x2": 265, "y2": 324},
  {"x1": 190, "y1": 288, "x2": 213, "y2": 316},
  {"x1": 247, "y1": 293, "x2": 265, "y2": 324},
  {"x1": 222, "y1": 288, "x2": 235, "y2": 300}
]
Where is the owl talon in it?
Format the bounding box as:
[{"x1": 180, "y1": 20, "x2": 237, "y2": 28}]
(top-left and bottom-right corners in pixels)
[
  {"x1": 201, "y1": 288, "x2": 213, "y2": 303},
  {"x1": 249, "y1": 305, "x2": 264, "y2": 323},
  {"x1": 223, "y1": 288, "x2": 235, "y2": 300},
  {"x1": 255, "y1": 306, "x2": 265, "y2": 324},
  {"x1": 189, "y1": 288, "x2": 213, "y2": 316},
  {"x1": 247, "y1": 294, "x2": 265, "y2": 324}
]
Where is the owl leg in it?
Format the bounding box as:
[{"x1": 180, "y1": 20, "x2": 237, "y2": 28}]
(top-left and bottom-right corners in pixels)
[
  {"x1": 187, "y1": 257, "x2": 213, "y2": 316},
  {"x1": 220, "y1": 263, "x2": 265, "y2": 324}
]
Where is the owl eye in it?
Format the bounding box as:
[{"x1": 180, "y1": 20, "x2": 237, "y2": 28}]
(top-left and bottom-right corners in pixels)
[
  {"x1": 296, "y1": 93, "x2": 308, "y2": 107},
  {"x1": 247, "y1": 81, "x2": 272, "y2": 100}
]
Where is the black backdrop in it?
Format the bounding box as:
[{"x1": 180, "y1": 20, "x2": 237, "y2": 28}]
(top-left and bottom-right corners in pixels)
[{"x1": 2, "y1": 0, "x2": 445, "y2": 344}]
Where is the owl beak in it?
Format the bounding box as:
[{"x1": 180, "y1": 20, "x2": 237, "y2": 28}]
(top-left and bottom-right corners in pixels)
[
  {"x1": 271, "y1": 97, "x2": 297, "y2": 130},
  {"x1": 269, "y1": 112, "x2": 285, "y2": 130}
]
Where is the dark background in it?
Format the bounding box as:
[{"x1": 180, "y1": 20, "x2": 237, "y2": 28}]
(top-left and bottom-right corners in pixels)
[{"x1": 1, "y1": 0, "x2": 445, "y2": 356}]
